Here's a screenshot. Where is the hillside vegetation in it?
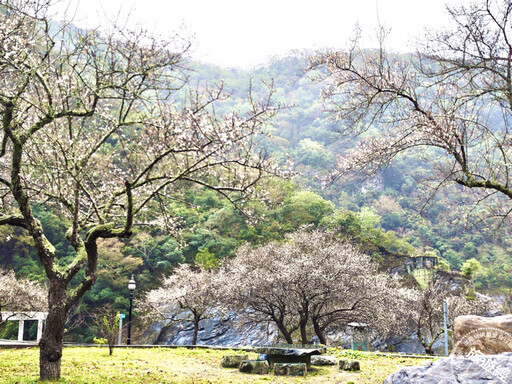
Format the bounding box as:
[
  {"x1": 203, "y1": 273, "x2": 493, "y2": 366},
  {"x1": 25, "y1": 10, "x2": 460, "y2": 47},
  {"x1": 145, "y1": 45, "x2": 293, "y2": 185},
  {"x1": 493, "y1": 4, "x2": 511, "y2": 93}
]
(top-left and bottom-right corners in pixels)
[{"x1": 1, "y1": 55, "x2": 510, "y2": 342}]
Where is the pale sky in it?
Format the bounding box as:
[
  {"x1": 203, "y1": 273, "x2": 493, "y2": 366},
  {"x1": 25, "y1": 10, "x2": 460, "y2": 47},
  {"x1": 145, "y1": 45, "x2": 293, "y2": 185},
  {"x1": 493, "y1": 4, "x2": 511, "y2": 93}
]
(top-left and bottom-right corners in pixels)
[{"x1": 52, "y1": 0, "x2": 463, "y2": 69}]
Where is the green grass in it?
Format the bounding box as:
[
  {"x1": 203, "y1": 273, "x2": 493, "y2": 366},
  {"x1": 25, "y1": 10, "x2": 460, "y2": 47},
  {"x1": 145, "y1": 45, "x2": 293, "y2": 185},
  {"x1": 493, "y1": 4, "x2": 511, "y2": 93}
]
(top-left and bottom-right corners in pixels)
[{"x1": 0, "y1": 346, "x2": 432, "y2": 383}]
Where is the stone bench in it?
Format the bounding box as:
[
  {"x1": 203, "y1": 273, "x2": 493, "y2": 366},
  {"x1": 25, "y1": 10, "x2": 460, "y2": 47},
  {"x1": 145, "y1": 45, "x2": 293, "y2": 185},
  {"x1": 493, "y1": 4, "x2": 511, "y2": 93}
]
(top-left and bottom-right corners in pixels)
[
  {"x1": 239, "y1": 360, "x2": 270, "y2": 375},
  {"x1": 339, "y1": 359, "x2": 360, "y2": 371},
  {"x1": 220, "y1": 354, "x2": 248, "y2": 368},
  {"x1": 311, "y1": 355, "x2": 337, "y2": 366},
  {"x1": 274, "y1": 362, "x2": 307, "y2": 376},
  {"x1": 255, "y1": 345, "x2": 326, "y2": 369}
]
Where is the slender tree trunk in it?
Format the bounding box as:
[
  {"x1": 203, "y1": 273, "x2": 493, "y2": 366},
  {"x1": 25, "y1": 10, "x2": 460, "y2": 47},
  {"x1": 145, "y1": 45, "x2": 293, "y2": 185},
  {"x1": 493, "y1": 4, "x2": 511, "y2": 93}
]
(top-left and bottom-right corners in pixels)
[
  {"x1": 312, "y1": 318, "x2": 327, "y2": 345},
  {"x1": 424, "y1": 345, "x2": 434, "y2": 355},
  {"x1": 192, "y1": 315, "x2": 200, "y2": 345},
  {"x1": 274, "y1": 319, "x2": 294, "y2": 344},
  {"x1": 299, "y1": 316, "x2": 308, "y2": 345},
  {"x1": 39, "y1": 281, "x2": 67, "y2": 380},
  {"x1": 417, "y1": 327, "x2": 436, "y2": 356}
]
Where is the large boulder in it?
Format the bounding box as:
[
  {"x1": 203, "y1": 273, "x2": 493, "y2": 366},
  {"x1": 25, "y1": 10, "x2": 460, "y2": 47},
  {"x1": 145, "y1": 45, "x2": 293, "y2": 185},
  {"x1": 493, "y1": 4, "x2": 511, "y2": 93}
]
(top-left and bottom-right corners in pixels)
[
  {"x1": 143, "y1": 310, "x2": 278, "y2": 346},
  {"x1": 453, "y1": 315, "x2": 512, "y2": 355},
  {"x1": 384, "y1": 354, "x2": 512, "y2": 383}
]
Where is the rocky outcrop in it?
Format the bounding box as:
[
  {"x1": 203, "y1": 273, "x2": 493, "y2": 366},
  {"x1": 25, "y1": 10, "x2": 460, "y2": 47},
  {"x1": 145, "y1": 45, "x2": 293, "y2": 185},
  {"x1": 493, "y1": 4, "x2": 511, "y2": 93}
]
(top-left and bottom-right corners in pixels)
[
  {"x1": 384, "y1": 354, "x2": 512, "y2": 383},
  {"x1": 436, "y1": 270, "x2": 472, "y2": 293},
  {"x1": 453, "y1": 315, "x2": 512, "y2": 355},
  {"x1": 142, "y1": 311, "x2": 278, "y2": 346}
]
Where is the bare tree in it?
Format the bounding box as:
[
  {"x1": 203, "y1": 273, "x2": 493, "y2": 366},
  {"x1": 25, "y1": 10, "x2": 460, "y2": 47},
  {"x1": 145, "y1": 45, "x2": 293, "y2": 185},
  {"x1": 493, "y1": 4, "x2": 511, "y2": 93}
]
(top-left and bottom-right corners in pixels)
[
  {"x1": 221, "y1": 229, "x2": 415, "y2": 345},
  {"x1": 139, "y1": 264, "x2": 219, "y2": 345},
  {"x1": 0, "y1": 268, "x2": 47, "y2": 325},
  {"x1": 88, "y1": 305, "x2": 123, "y2": 356},
  {"x1": 412, "y1": 279, "x2": 495, "y2": 355},
  {"x1": 310, "y1": 0, "x2": 512, "y2": 225},
  {"x1": 0, "y1": 1, "x2": 278, "y2": 379}
]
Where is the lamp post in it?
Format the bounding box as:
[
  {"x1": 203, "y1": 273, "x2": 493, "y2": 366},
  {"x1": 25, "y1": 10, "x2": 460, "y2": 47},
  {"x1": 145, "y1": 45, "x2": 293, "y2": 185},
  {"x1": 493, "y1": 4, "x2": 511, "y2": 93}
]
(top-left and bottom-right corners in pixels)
[
  {"x1": 443, "y1": 300, "x2": 449, "y2": 356},
  {"x1": 127, "y1": 274, "x2": 136, "y2": 345}
]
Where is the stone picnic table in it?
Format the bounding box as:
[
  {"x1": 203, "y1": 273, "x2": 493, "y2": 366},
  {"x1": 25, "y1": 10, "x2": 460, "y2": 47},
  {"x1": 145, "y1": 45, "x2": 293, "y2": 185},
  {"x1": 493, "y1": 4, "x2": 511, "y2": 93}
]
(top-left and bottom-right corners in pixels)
[{"x1": 254, "y1": 344, "x2": 327, "y2": 369}]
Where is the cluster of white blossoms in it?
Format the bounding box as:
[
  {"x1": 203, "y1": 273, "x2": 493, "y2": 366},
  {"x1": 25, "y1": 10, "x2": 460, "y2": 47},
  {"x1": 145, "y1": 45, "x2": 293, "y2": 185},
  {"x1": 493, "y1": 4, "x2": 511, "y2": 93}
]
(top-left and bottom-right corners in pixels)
[
  {"x1": 0, "y1": 18, "x2": 35, "y2": 67},
  {"x1": 310, "y1": 24, "x2": 512, "y2": 197},
  {"x1": 139, "y1": 264, "x2": 219, "y2": 326},
  {"x1": 217, "y1": 229, "x2": 417, "y2": 344},
  {"x1": 0, "y1": 268, "x2": 47, "y2": 322}
]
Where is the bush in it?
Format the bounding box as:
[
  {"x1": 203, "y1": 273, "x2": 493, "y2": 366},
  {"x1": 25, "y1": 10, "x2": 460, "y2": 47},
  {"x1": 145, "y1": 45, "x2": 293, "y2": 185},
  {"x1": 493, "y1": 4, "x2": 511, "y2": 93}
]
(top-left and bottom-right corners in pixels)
[{"x1": 93, "y1": 337, "x2": 108, "y2": 345}]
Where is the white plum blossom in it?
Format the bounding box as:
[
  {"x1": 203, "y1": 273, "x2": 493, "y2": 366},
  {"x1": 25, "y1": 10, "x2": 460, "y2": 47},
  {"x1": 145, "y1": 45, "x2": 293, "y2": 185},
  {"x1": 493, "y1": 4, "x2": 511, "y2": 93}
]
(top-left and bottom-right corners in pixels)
[
  {"x1": 138, "y1": 264, "x2": 220, "y2": 345},
  {"x1": 310, "y1": 0, "x2": 512, "y2": 223},
  {"x1": 219, "y1": 229, "x2": 416, "y2": 345},
  {"x1": 0, "y1": 0, "x2": 280, "y2": 379},
  {"x1": 0, "y1": 268, "x2": 47, "y2": 324}
]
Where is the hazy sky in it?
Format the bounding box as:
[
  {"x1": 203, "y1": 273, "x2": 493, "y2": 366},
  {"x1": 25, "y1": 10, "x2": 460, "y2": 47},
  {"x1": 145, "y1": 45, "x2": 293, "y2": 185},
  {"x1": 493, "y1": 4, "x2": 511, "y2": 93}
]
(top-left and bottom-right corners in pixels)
[{"x1": 53, "y1": 0, "x2": 464, "y2": 68}]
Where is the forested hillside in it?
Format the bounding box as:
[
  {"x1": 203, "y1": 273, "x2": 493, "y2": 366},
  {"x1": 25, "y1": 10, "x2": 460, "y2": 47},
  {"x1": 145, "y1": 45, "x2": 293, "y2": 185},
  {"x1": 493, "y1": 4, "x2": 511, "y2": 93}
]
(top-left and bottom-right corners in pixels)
[
  {"x1": 189, "y1": 55, "x2": 512, "y2": 293},
  {"x1": 1, "y1": 54, "x2": 511, "y2": 342}
]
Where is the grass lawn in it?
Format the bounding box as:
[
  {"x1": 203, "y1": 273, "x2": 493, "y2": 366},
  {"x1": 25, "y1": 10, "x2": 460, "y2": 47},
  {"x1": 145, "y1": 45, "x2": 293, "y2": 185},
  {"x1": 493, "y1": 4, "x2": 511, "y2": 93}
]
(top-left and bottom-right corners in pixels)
[{"x1": 0, "y1": 347, "x2": 432, "y2": 383}]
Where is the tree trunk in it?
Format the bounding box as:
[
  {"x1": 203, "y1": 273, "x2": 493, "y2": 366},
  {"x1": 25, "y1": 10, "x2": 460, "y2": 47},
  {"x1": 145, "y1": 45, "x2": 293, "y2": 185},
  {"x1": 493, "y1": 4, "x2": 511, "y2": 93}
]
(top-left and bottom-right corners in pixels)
[
  {"x1": 39, "y1": 282, "x2": 67, "y2": 380},
  {"x1": 274, "y1": 319, "x2": 294, "y2": 344},
  {"x1": 417, "y1": 327, "x2": 436, "y2": 356},
  {"x1": 424, "y1": 345, "x2": 434, "y2": 355},
  {"x1": 192, "y1": 315, "x2": 200, "y2": 345},
  {"x1": 299, "y1": 317, "x2": 308, "y2": 345},
  {"x1": 312, "y1": 318, "x2": 327, "y2": 345}
]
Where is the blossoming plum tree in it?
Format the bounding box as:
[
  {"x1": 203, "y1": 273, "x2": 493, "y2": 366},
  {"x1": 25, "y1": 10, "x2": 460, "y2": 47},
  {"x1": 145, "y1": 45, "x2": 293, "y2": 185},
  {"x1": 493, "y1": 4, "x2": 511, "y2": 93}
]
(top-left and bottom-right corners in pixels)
[
  {"x1": 0, "y1": 0, "x2": 278, "y2": 379},
  {"x1": 221, "y1": 229, "x2": 415, "y2": 345},
  {"x1": 311, "y1": 0, "x2": 512, "y2": 224},
  {"x1": 138, "y1": 264, "x2": 220, "y2": 345},
  {"x1": 412, "y1": 279, "x2": 495, "y2": 355},
  {"x1": 0, "y1": 268, "x2": 47, "y2": 325}
]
